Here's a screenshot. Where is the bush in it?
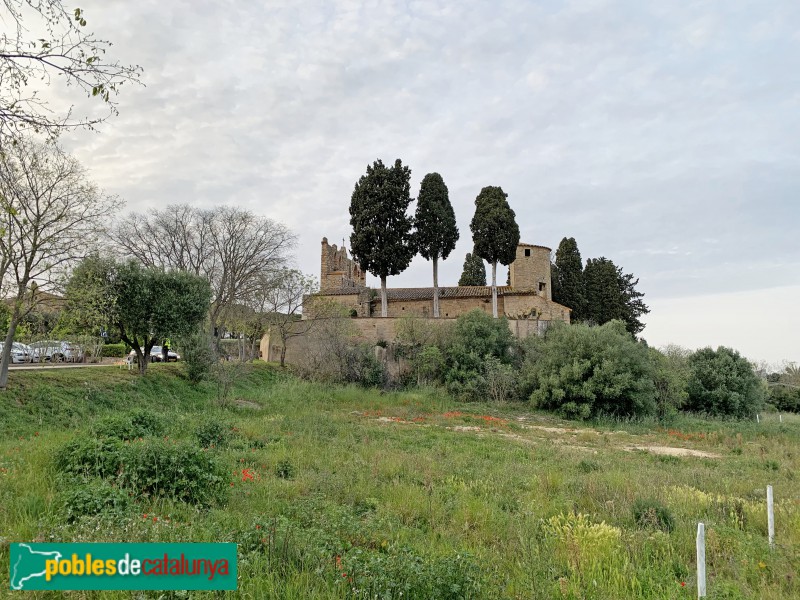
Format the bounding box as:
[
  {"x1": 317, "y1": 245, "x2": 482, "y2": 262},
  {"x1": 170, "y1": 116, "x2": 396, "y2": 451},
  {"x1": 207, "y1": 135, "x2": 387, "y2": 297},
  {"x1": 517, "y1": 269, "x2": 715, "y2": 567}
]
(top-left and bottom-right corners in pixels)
[
  {"x1": 55, "y1": 437, "x2": 124, "y2": 478},
  {"x1": 93, "y1": 410, "x2": 165, "y2": 440},
  {"x1": 60, "y1": 478, "x2": 131, "y2": 522},
  {"x1": 179, "y1": 330, "x2": 216, "y2": 383},
  {"x1": 685, "y1": 347, "x2": 765, "y2": 418},
  {"x1": 100, "y1": 343, "x2": 127, "y2": 358},
  {"x1": 769, "y1": 384, "x2": 800, "y2": 413},
  {"x1": 117, "y1": 439, "x2": 228, "y2": 505},
  {"x1": 632, "y1": 499, "x2": 674, "y2": 532},
  {"x1": 275, "y1": 459, "x2": 295, "y2": 479},
  {"x1": 649, "y1": 345, "x2": 690, "y2": 420},
  {"x1": 55, "y1": 437, "x2": 228, "y2": 506},
  {"x1": 442, "y1": 310, "x2": 514, "y2": 401},
  {"x1": 195, "y1": 420, "x2": 230, "y2": 448},
  {"x1": 338, "y1": 547, "x2": 482, "y2": 600},
  {"x1": 522, "y1": 320, "x2": 656, "y2": 419}
]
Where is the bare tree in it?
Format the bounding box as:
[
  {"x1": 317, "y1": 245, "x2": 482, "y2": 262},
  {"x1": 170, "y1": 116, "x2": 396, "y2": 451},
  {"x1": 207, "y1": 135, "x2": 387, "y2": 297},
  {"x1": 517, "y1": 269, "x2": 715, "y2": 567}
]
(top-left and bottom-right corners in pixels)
[
  {"x1": 0, "y1": 1, "x2": 143, "y2": 142},
  {"x1": 112, "y1": 204, "x2": 296, "y2": 339},
  {"x1": 259, "y1": 269, "x2": 318, "y2": 367},
  {"x1": 0, "y1": 137, "x2": 114, "y2": 388}
]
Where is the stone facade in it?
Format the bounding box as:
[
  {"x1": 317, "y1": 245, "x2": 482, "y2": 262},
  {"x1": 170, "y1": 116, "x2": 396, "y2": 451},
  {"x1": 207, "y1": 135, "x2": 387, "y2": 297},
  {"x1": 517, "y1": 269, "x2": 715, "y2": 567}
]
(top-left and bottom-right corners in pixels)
[
  {"x1": 320, "y1": 237, "x2": 366, "y2": 291},
  {"x1": 307, "y1": 238, "x2": 570, "y2": 325}
]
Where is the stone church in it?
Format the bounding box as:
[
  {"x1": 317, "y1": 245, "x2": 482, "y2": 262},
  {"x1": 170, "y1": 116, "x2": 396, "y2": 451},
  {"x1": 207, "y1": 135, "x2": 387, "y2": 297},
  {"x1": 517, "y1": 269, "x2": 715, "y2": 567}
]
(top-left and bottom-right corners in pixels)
[{"x1": 309, "y1": 237, "x2": 571, "y2": 326}]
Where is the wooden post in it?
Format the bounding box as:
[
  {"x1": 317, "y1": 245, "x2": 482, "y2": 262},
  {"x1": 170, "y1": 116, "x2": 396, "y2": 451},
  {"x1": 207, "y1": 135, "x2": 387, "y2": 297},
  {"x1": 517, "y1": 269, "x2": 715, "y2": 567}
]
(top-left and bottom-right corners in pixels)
[
  {"x1": 697, "y1": 522, "x2": 706, "y2": 598},
  {"x1": 767, "y1": 485, "x2": 775, "y2": 549}
]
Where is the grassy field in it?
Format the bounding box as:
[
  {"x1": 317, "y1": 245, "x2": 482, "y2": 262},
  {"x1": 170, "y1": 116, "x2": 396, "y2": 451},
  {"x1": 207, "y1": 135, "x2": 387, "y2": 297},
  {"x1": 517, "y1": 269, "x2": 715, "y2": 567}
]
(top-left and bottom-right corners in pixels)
[{"x1": 0, "y1": 363, "x2": 797, "y2": 599}]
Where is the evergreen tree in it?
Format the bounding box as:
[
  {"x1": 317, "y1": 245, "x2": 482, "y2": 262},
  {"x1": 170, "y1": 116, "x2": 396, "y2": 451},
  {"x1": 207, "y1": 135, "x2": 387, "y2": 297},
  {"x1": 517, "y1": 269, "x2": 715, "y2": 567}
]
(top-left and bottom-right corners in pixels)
[
  {"x1": 470, "y1": 186, "x2": 520, "y2": 318},
  {"x1": 583, "y1": 257, "x2": 649, "y2": 335},
  {"x1": 551, "y1": 237, "x2": 586, "y2": 321},
  {"x1": 458, "y1": 250, "x2": 486, "y2": 286},
  {"x1": 414, "y1": 172, "x2": 459, "y2": 318},
  {"x1": 349, "y1": 159, "x2": 416, "y2": 317}
]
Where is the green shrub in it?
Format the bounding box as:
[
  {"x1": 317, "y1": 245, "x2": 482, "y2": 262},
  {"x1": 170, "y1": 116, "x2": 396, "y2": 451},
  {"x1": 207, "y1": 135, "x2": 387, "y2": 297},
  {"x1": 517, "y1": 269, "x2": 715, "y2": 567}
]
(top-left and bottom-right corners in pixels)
[
  {"x1": 649, "y1": 345, "x2": 690, "y2": 420},
  {"x1": 685, "y1": 347, "x2": 765, "y2": 418},
  {"x1": 55, "y1": 437, "x2": 228, "y2": 506},
  {"x1": 55, "y1": 437, "x2": 124, "y2": 478},
  {"x1": 100, "y1": 343, "x2": 127, "y2": 358},
  {"x1": 522, "y1": 320, "x2": 656, "y2": 418},
  {"x1": 93, "y1": 410, "x2": 165, "y2": 440},
  {"x1": 117, "y1": 438, "x2": 228, "y2": 505},
  {"x1": 180, "y1": 330, "x2": 216, "y2": 383},
  {"x1": 769, "y1": 384, "x2": 800, "y2": 413},
  {"x1": 577, "y1": 459, "x2": 601, "y2": 473},
  {"x1": 195, "y1": 420, "x2": 229, "y2": 448},
  {"x1": 343, "y1": 345, "x2": 385, "y2": 388},
  {"x1": 632, "y1": 499, "x2": 674, "y2": 532},
  {"x1": 60, "y1": 478, "x2": 131, "y2": 522},
  {"x1": 338, "y1": 547, "x2": 482, "y2": 600},
  {"x1": 275, "y1": 459, "x2": 295, "y2": 480}
]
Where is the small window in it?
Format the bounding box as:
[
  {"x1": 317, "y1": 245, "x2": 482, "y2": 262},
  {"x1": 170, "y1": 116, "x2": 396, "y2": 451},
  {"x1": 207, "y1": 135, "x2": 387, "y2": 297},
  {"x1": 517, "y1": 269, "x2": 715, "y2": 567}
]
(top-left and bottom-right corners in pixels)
[
  {"x1": 524, "y1": 248, "x2": 531, "y2": 257},
  {"x1": 539, "y1": 282, "x2": 546, "y2": 292},
  {"x1": 402, "y1": 306, "x2": 405, "y2": 310}
]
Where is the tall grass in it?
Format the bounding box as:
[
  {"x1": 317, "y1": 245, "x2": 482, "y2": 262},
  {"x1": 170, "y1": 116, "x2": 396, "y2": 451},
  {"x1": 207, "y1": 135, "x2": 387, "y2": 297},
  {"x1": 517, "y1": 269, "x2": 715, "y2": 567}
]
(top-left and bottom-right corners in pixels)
[{"x1": 0, "y1": 363, "x2": 797, "y2": 598}]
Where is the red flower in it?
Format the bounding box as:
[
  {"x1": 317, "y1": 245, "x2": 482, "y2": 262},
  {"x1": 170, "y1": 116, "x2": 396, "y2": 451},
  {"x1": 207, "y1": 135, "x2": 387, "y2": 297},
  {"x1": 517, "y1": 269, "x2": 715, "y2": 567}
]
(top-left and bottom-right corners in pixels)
[
  {"x1": 680, "y1": 582, "x2": 686, "y2": 587},
  {"x1": 242, "y1": 468, "x2": 255, "y2": 482},
  {"x1": 256, "y1": 525, "x2": 261, "y2": 530},
  {"x1": 341, "y1": 573, "x2": 347, "y2": 578}
]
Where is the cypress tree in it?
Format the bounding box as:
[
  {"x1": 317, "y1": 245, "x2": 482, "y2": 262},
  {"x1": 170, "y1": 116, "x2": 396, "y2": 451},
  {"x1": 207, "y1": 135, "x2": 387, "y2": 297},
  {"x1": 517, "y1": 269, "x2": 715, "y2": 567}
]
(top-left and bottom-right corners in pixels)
[
  {"x1": 349, "y1": 159, "x2": 416, "y2": 317},
  {"x1": 552, "y1": 237, "x2": 586, "y2": 321},
  {"x1": 414, "y1": 173, "x2": 459, "y2": 318},
  {"x1": 458, "y1": 250, "x2": 486, "y2": 286},
  {"x1": 470, "y1": 186, "x2": 520, "y2": 318},
  {"x1": 584, "y1": 257, "x2": 649, "y2": 335}
]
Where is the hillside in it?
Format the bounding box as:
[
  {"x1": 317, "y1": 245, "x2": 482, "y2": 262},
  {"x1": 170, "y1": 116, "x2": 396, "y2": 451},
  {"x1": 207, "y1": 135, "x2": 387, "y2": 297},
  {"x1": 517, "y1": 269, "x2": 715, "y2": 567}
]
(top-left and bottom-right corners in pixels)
[{"x1": 0, "y1": 364, "x2": 797, "y2": 598}]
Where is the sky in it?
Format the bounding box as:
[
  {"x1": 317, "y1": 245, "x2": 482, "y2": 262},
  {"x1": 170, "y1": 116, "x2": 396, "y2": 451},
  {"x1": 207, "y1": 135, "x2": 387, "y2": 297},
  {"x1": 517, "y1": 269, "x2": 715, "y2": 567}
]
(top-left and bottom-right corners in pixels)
[{"x1": 52, "y1": 0, "x2": 799, "y2": 366}]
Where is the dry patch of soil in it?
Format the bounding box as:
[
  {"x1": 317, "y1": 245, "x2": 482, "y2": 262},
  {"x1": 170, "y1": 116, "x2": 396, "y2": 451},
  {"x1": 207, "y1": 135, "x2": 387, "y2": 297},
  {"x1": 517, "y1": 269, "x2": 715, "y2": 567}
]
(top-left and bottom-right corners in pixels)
[{"x1": 624, "y1": 445, "x2": 720, "y2": 459}]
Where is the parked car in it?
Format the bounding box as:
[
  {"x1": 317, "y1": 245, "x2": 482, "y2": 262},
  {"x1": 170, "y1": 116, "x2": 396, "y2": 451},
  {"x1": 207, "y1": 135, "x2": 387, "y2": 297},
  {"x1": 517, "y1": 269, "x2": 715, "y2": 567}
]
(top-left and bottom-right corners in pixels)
[
  {"x1": 29, "y1": 340, "x2": 85, "y2": 363},
  {"x1": 14, "y1": 342, "x2": 40, "y2": 363},
  {"x1": 127, "y1": 346, "x2": 180, "y2": 364},
  {"x1": 0, "y1": 342, "x2": 33, "y2": 364}
]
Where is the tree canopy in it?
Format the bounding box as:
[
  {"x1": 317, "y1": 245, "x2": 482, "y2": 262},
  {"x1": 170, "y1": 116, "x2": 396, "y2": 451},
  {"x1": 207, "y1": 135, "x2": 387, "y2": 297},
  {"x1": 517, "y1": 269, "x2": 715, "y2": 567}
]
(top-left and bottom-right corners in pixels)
[
  {"x1": 64, "y1": 257, "x2": 211, "y2": 375},
  {"x1": 685, "y1": 347, "x2": 765, "y2": 418},
  {"x1": 414, "y1": 172, "x2": 458, "y2": 317},
  {"x1": 551, "y1": 237, "x2": 586, "y2": 321},
  {"x1": 0, "y1": 1, "x2": 142, "y2": 141},
  {"x1": 349, "y1": 158, "x2": 416, "y2": 317},
  {"x1": 0, "y1": 137, "x2": 113, "y2": 389},
  {"x1": 469, "y1": 186, "x2": 519, "y2": 317},
  {"x1": 458, "y1": 250, "x2": 486, "y2": 286},
  {"x1": 112, "y1": 204, "x2": 295, "y2": 338},
  {"x1": 583, "y1": 257, "x2": 648, "y2": 335}
]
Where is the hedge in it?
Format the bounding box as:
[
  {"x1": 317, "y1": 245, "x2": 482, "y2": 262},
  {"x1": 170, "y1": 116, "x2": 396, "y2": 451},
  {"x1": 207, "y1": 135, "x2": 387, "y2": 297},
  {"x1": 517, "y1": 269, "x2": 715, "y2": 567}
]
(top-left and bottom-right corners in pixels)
[{"x1": 100, "y1": 343, "x2": 127, "y2": 358}]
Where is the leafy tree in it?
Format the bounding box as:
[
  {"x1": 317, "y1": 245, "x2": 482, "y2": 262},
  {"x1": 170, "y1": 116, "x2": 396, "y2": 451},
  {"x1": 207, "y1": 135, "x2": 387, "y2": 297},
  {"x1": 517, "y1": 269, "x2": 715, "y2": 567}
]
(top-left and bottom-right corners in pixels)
[
  {"x1": 349, "y1": 159, "x2": 416, "y2": 317},
  {"x1": 0, "y1": 1, "x2": 142, "y2": 141},
  {"x1": 64, "y1": 258, "x2": 211, "y2": 375},
  {"x1": 0, "y1": 138, "x2": 113, "y2": 389},
  {"x1": 648, "y1": 345, "x2": 690, "y2": 420},
  {"x1": 469, "y1": 186, "x2": 520, "y2": 317},
  {"x1": 552, "y1": 237, "x2": 586, "y2": 320},
  {"x1": 583, "y1": 257, "x2": 649, "y2": 335},
  {"x1": 521, "y1": 320, "x2": 656, "y2": 419},
  {"x1": 414, "y1": 172, "x2": 458, "y2": 318},
  {"x1": 458, "y1": 250, "x2": 486, "y2": 286},
  {"x1": 685, "y1": 347, "x2": 766, "y2": 418}
]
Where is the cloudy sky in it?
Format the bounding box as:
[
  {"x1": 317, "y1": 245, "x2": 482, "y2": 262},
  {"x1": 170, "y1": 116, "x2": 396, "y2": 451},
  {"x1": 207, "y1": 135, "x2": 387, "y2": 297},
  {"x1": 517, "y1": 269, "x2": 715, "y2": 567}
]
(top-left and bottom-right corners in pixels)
[{"x1": 57, "y1": 0, "x2": 799, "y2": 364}]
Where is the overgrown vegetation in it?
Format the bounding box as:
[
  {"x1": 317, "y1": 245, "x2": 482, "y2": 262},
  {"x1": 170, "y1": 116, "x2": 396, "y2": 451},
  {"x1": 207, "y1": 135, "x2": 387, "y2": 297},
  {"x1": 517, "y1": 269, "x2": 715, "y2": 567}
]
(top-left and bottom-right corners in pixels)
[{"x1": 0, "y1": 363, "x2": 797, "y2": 599}]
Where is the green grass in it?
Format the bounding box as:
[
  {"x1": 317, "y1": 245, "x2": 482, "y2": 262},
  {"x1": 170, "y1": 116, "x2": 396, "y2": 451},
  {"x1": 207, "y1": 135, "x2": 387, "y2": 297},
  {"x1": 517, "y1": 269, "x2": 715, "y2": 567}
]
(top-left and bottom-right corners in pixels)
[{"x1": 0, "y1": 363, "x2": 798, "y2": 599}]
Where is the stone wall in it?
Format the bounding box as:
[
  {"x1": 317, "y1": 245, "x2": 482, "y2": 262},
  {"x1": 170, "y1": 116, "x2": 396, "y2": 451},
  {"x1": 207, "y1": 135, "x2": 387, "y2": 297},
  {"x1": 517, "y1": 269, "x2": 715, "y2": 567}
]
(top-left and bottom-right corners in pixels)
[{"x1": 320, "y1": 237, "x2": 366, "y2": 291}]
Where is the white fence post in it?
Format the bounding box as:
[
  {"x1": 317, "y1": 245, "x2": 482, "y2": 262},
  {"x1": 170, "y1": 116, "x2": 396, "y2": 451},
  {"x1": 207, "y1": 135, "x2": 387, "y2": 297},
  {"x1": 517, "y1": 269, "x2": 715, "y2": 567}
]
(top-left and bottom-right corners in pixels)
[
  {"x1": 767, "y1": 485, "x2": 775, "y2": 549},
  {"x1": 697, "y1": 522, "x2": 706, "y2": 598},
  {"x1": 756, "y1": 413, "x2": 760, "y2": 423}
]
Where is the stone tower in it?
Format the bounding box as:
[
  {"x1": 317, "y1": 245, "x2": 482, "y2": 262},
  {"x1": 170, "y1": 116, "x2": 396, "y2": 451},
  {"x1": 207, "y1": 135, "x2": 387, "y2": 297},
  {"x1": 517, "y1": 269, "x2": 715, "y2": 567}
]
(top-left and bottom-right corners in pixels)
[
  {"x1": 508, "y1": 243, "x2": 552, "y2": 300},
  {"x1": 320, "y1": 237, "x2": 366, "y2": 291}
]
